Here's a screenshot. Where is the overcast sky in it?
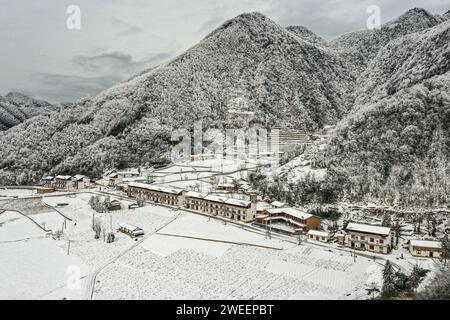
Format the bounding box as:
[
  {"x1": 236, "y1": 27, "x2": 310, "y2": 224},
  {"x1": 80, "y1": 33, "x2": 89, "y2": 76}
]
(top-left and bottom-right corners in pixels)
[{"x1": 0, "y1": 0, "x2": 448, "y2": 103}]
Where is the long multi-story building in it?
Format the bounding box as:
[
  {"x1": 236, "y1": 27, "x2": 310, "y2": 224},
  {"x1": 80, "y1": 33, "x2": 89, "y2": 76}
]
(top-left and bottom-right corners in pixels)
[
  {"x1": 127, "y1": 182, "x2": 184, "y2": 207},
  {"x1": 127, "y1": 182, "x2": 257, "y2": 222},
  {"x1": 346, "y1": 223, "x2": 392, "y2": 254},
  {"x1": 54, "y1": 175, "x2": 74, "y2": 190},
  {"x1": 185, "y1": 191, "x2": 257, "y2": 222}
]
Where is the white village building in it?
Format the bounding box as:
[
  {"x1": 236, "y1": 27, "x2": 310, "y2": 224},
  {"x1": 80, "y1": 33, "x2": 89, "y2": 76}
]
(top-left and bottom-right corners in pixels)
[{"x1": 346, "y1": 223, "x2": 392, "y2": 254}]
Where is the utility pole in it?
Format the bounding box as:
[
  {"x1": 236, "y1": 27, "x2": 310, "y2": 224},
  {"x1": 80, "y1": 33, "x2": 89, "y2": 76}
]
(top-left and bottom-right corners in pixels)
[{"x1": 67, "y1": 239, "x2": 71, "y2": 255}]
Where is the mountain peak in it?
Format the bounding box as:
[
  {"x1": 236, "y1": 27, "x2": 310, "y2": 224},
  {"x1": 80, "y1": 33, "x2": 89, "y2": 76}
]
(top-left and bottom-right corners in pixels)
[
  {"x1": 286, "y1": 25, "x2": 326, "y2": 45},
  {"x1": 218, "y1": 12, "x2": 270, "y2": 29},
  {"x1": 231, "y1": 12, "x2": 268, "y2": 22},
  {"x1": 204, "y1": 12, "x2": 284, "y2": 42},
  {"x1": 394, "y1": 7, "x2": 438, "y2": 25}
]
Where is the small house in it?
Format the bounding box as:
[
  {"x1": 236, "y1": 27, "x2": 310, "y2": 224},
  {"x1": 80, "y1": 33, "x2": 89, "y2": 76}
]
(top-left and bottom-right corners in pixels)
[
  {"x1": 118, "y1": 223, "x2": 144, "y2": 237},
  {"x1": 128, "y1": 203, "x2": 139, "y2": 210},
  {"x1": 109, "y1": 200, "x2": 122, "y2": 211},
  {"x1": 270, "y1": 201, "x2": 287, "y2": 209},
  {"x1": 335, "y1": 230, "x2": 347, "y2": 245},
  {"x1": 73, "y1": 175, "x2": 90, "y2": 189},
  {"x1": 409, "y1": 240, "x2": 443, "y2": 258},
  {"x1": 307, "y1": 230, "x2": 331, "y2": 243}
]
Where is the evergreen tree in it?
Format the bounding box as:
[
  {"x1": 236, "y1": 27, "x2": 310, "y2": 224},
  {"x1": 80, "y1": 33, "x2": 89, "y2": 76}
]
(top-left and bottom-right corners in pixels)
[
  {"x1": 441, "y1": 233, "x2": 450, "y2": 266},
  {"x1": 381, "y1": 261, "x2": 397, "y2": 298},
  {"x1": 382, "y1": 213, "x2": 392, "y2": 227},
  {"x1": 409, "y1": 264, "x2": 428, "y2": 291}
]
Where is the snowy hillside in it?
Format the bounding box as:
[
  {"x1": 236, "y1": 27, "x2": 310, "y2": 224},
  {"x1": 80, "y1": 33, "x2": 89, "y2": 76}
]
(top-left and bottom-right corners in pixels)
[
  {"x1": 0, "y1": 12, "x2": 356, "y2": 184},
  {"x1": 326, "y1": 19, "x2": 450, "y2": 207},
  {"x1": 0, "y1": 92, "x2": 57, "y2": 131},
  {"x1": 286, "y1": 25, "x2": 327, "y2": 46},
  {"x1": 330, "y1": 8, "x2": 443, "y2": 71},
  {"x1": 0, "y1": 7, "x2": 449, "y2": 209}
]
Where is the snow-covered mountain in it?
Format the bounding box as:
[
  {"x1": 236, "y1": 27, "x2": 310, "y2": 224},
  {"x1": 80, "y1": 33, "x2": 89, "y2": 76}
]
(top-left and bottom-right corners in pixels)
[
  {"x1": 0, "y1": 6, "x2": 449, "y2": 209},
  {"x1": 443, "y1": 10, "x2": 450, "y2": 20},
  {"x1": 285, "y1": 25, "x2": 327, "y2": 46},
  {"x1": 0, "y1": 92, "x2": 57, "y2": 131},
  {"x1": 0, "y1": 12, "x2": 356, "y2": 183},
  {"x1": 326, "y1": 18, "x2": 450, "y2": 207},
  {"x1": 331, "y1": 8, "x2": 443, "y2": 72}
]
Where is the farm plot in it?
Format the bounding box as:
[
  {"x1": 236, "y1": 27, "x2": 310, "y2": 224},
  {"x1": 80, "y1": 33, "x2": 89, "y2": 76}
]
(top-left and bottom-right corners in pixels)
[
  {"x1": 0, "y1": 210, "x2": 89, "y2": 300},
  {"x1": 92, "y1": 211, "x2": 383, "y2": 300}
]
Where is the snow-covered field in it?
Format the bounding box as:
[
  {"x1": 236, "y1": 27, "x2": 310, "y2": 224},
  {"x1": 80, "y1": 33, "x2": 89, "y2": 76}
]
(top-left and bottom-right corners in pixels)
[
  {"x1": 0, "y1": 210, "x2": 89, "y2": 300},
  {"x1": 147, "y1": 159, "x2": 265, "y2": 192},
  {"x1": 94, "y1": 232, "x2": 384, "y2": 299},
  {"x1": 91, "y1": 208, "x2": 385, "y2": 300},
  {"x1": 1, "y1": 191, "x2": 388, "y2": 300},
  {"x1": 0, "y1": 187, "x2": 37, "y2": 198}
]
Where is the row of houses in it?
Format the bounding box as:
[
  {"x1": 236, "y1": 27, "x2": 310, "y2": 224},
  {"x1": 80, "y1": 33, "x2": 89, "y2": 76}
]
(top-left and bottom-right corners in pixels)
[
  {"x1": 41, "y1": 175, "x2": 90, "y2": 191},
  {"x1": 305, "y1": 222, "x2": 444, "y2": 258},
  {"x1": 127, "y1": 182, "x2": 259, "y2": 223},
  {"x1": 115, "y1": 176, "x2": 445, "y2": 259}
]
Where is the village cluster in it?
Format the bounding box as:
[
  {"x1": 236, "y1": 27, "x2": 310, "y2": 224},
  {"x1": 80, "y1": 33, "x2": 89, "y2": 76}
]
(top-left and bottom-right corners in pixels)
[{"x1": 35, "y1": 168, "x2": 445, "y2": 260}]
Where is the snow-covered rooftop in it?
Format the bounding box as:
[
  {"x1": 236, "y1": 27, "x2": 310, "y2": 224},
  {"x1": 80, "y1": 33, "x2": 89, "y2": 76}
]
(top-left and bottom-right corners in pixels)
[
  {"x1": 73, "y1": 175, "x2": 85, "y2": 181},
  {"x1": 270, "y1": 201, "x2": 286, "y2": 208},
  {"x1": 346, "y1": 223, "x2": 391, "y2": 236},
  {"x1": 117, "y1": 171, "x2": 140, "y2": 175},
  {"x1": 128, "y1": 182, "x2": 183, "y2": 195},
  {"x1": 307, "y1": 230, "x2": 331, "y2": 237},
  {"x1": 186, "y1": 192, "x2": 251, "y2": 207},
  {"x1": 224, "y1": 198, "x2": 251, "y2": 207},
  {"x1": 256, "y1": 201, "x2": 272, "y2": 212},
  {"x1": 266, "y1": 208, "x2": 313, "y2": 220},
  {"x1": 186, "y1": 191, "x2": 208, "y2": 199},
  {"x1": 204, "y1": 194, "x2": 251, "y2": 207},
  {"x1": 409, "y1": 239, "x2": 442, "y2": 249},
  {"x1": 119, "y1": 223, "x2": 142, "y2": 232},
  {"x1": 55, "y1": 175, "x2": 72, "y2": 180}
]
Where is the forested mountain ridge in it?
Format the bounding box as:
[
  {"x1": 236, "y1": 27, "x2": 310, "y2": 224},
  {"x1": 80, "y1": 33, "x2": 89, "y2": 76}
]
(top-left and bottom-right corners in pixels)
[
  {"x1": 0, "y1": 92, "x2": 57, "y2": 131},
  {"x1": 0, "y1": 8, "x2": 449, "y2": 210},
  {"x1": 325, "y1": 19, "x2": 450, "y2": 207},
  {"x1": 330, "y1": 8, "x2": 444, "y2": 72},
  {"x1": 285, "y1": 25, "x2": 328, "y2": 46},
  {"x1": 0, "y1": 12, "x2": 356, "y2": 184}
]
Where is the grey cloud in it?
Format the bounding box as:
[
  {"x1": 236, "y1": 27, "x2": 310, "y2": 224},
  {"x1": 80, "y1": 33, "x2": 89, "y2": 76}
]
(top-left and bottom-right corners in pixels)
[
  {"x1": 1, "y1": 0, "x2": 449, "y2": 104},
  {"x1": 24, "y1": 73, "x2": 122, "y2": 103},
  {"x1": 74, "y1": 51, "x2": 139, "y2": 73},
  {"x1": 26, "y1": 51, "x2": 173, "y2": 103},
  {"x1": 73, "y1": 51, "x2": 172, "y2": 75}
]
